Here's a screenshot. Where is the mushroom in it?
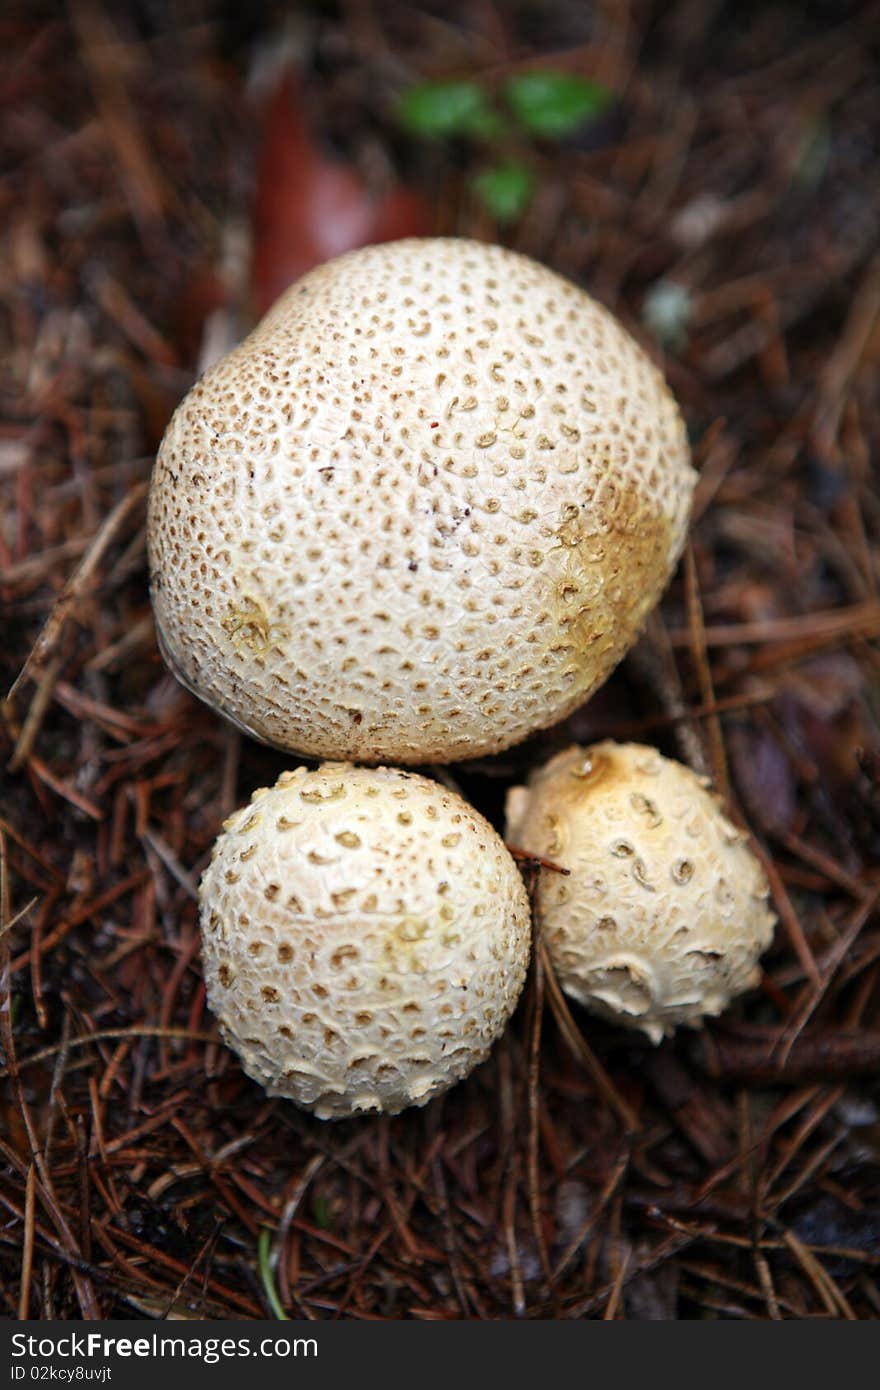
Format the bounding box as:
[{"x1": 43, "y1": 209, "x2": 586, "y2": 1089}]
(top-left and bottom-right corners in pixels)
[
  {"x1": 505, "y1": 741, "x2": 776, "y2": 1042},
  {"x1": 199, "y1": 762, "x2": 531, "y2": 1118},
  {"x1": 148, "y1": 237, "x2": 695, "y2": 764}
]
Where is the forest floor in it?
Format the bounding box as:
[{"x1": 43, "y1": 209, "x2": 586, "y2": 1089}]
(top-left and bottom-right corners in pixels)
[{"x1": 2, "y1": 0, "x2": 880, "y2": 1319}]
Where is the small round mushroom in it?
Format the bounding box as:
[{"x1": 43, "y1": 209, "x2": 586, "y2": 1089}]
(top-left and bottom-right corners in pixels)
[
  {"x1": 148, "y1": 237, "x2": 695, "y2": 764},
  {"x1": 505, "y1": 741, "x2": 776, "y2": 1042},
  {"x1": 199, "y1": 763, "x2": 531, "y2": 1118}
]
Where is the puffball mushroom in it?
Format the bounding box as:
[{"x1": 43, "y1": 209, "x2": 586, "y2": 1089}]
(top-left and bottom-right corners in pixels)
[
  {"x1": 505, "y1": 742, "x2": 776, "y2": 1042},
  {"x1": 148, "y1": 237, "x2": 695, "y2": 764},
  {"x1": 199, "y1": 763, "x2": 531, "y2": 1118}
]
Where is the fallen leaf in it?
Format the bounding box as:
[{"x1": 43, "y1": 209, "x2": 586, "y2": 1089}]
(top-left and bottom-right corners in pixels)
[{"x1": 251, "y1": 70, "x2": 432, "y2": 316}]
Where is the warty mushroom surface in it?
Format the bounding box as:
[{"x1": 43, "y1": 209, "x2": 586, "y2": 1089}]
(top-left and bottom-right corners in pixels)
[
  {"x1": 506, "y1": 741, "x2": 776, "y2": 1042},
  {"x1": 200, "y1": 762, "x2": 532, "y2": 1118},
  {"x1": 148, "y1": 237, "x2": 696, "y2": 763}
]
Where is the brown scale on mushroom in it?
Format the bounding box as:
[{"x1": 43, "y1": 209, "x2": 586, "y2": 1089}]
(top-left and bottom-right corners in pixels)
[
  {"x1": 505, "y1": 741, "x2": 777, "y2": 1043},
  {"x1": 148, "y1": 238, "x2": 695, "y2": 764},
  {"x1": 199, "y1": 763, "x2": 531, "y2": 1119}
]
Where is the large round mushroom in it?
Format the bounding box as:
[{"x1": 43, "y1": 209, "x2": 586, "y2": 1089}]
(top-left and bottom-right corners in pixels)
[
  {"x1": 199, "y1": 763, "x2": 531, "y2": 1119},
  {"x1": 148, "y1": 238, "x2": 695, "y2": 763}
]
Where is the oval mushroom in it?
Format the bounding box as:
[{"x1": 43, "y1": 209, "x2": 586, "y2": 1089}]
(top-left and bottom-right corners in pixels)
[
  {"x1": 200, "y1": 763, "x2": 532, "y2": 1118},
  {"x1": 505, "y1": 741, "x2": 776, "y2": 1042},
  {"x1": 148, "y1": 237, "x2": 695, "y2": 763}
]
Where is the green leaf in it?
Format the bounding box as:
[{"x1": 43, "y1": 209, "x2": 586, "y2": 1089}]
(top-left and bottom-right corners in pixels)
[
  {"x1": 398, "y1": 80, "x2": 493, "y2": 138},
  {"x1": 472, "y1": 163, "x2": 536, "y2": 223},
  {"x1": 461, "y1": 104, "x2": 509, "y2": 140},
  {"x1": 504, "y1": 72, "x2": 612, "y2": 138}
]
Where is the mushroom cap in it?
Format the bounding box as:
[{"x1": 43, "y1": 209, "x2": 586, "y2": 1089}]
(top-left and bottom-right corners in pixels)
[
  {"x1": 199, "y1": 763, "x2": 531, "y2": 1118},
  {"x1": 148, "y1": 237, "x2": 695, "y2": 763},
  {"x1": 505, "y1": 741, "x2": 776, "y2": 1042}
]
